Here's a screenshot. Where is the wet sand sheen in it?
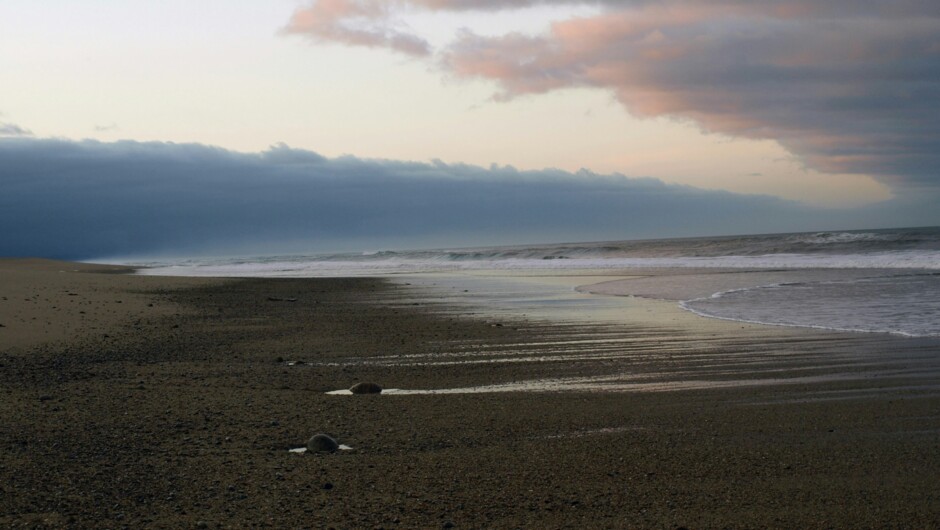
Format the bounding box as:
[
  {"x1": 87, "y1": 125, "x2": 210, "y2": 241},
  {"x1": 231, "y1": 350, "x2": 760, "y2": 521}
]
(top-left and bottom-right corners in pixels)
[
  {"x1": 2, "y1": 261, "x2": 939, "y2": 527},
  {"x1": 353, "y1": 271, "x2": 940, "y2": 399}
]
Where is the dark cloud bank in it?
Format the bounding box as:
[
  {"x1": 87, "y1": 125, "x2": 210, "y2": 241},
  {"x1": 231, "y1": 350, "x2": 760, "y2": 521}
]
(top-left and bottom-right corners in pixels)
[
  {"x1": 0, "y1": 122, "x2": 32, "y2": 137},
  {"x1": 1, "y1": 138, "x2": 936, "y2": 260}
]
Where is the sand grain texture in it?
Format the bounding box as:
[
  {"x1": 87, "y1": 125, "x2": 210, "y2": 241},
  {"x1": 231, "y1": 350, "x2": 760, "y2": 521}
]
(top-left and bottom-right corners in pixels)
[{"x1": 1, "y1": 260, "x2": 938, "y2": 528}]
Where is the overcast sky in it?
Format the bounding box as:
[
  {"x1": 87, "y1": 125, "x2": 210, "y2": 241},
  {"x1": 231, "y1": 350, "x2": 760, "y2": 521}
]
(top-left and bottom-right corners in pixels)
[{"x1": 1, "y1": 1, "x2": 938, "y2": 258}]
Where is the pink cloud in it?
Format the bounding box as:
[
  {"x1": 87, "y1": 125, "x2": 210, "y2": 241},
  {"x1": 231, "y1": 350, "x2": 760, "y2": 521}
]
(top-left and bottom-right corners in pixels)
[
  {"x1": 441, "y1": 6, "x2": 940, "y2": 184},
  {"x1": 283, "y1": 1, "x2": 940, "y2": 187},
  {"x1": 284, "y1": 0, "x2": 431, "y2": 56}
]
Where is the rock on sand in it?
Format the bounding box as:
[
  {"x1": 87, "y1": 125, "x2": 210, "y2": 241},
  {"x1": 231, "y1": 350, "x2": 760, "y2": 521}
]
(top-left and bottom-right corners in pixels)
[
  {"x1": 306, "y1": 434, "x2": 340, "y2": 453},
  {"x1": 349, "y1": 382, "x2": 382, "y2": 394}
]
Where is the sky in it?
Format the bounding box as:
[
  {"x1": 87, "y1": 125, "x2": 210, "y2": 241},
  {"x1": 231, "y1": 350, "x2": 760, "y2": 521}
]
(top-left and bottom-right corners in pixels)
[{"x1": 1, "y1": 1, "x2": 938, "y2": 258}]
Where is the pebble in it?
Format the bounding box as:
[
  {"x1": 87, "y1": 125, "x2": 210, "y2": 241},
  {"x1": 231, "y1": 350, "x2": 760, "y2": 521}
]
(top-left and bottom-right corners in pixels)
[
  {"x1": 307, "y1": 434, "x2": 340, "y2": 453},
  {"x1": 349, "y1": 382, "x2": 382, "y2": 394}
]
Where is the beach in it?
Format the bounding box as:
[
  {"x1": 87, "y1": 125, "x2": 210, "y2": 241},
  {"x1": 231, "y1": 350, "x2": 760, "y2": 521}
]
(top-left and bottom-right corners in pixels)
[{"x1": 2, "y1": 259, "x2": 939, "y2": 528}]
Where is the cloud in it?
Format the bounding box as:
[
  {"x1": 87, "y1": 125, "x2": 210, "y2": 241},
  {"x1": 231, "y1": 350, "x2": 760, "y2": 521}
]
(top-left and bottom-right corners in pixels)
[
  {"x1": 284, "y1": 1, "x2": 940, "y2": 188},
  {"x1": 0, "y1": 122, "x2": 32, "y2": 137},
  {"x1": 283, "y1": 0, "x2": 432, "y2": 56},
  {"x1": 5, "y1": 137, "x2": 922, "y2": 260}
]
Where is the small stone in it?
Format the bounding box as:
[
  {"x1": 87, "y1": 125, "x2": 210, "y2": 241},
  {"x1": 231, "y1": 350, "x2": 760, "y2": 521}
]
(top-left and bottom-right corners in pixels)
[
  {"x1": 307, "y1": 434, "x2": 340, "y2": 453},
  {"x1": 349, "y1": 382, "x2": 382, "y2": 394}
]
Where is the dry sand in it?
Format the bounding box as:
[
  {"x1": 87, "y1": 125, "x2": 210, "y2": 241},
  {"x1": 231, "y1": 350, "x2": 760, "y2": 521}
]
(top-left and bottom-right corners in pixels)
[
  {"x1": 1, "y1": 259, "x2": 938, "y2": 528},
  {"x1": 0, "y1": 259, "x2": 219, "y2": 352}
]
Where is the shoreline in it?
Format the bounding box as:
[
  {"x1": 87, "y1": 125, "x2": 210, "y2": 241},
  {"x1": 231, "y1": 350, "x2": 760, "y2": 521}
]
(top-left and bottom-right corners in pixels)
[
  {"x1": 574, "y1": 267, "x2": 940, "y2": 338},
  {"x1": 2, "y1": 260, "x2": 939, "y2": 527},
  {"x1": 132, "y1": 259, "x2": 940, "y2": 339}
]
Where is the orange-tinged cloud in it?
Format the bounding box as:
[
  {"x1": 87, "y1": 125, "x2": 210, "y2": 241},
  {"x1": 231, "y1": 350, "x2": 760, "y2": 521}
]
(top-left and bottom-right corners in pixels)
[
  {"x1": 284, "y1": 1, "x2": 940, "y2": 188},
  {"x1": 284, "y1": 0, "x2": 431, "y2": 56}
]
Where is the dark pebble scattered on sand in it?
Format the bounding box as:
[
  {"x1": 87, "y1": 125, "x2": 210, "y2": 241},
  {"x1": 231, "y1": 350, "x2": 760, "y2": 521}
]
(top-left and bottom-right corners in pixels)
[
  {"x1": 349, "y1": 382, "x2": 382, "y2": 394},
  {"x1": 307, "y1": 434, "x2": 340, "y2": 453}
]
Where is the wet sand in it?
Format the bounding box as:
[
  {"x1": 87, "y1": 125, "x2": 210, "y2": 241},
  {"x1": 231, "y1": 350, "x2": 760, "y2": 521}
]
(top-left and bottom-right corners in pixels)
[{"x1": 1, "y1": 260, "x2": 939, "y2": 528}]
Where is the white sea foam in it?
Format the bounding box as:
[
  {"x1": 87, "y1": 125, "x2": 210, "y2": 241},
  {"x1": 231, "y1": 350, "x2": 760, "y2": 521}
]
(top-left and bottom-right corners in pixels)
[
  {"x1": 125, "y1": 227, "x2": 940, "y2": 338},
  {"x1": 136, "y1": 250, "x2": 940, "y2": 277},
  {"x1": 680, "y1": 275, "x2": 940, "y2": 337},
  {"x1": 789, "y1": 231, "x2": 892, "y2": 245}
]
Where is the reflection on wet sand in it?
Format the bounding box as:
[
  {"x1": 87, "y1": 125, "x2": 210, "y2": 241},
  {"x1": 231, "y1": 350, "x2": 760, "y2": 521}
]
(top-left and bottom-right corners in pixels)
[{"x1": 311, "y1": 271, "x2": 940, "y2": 400}]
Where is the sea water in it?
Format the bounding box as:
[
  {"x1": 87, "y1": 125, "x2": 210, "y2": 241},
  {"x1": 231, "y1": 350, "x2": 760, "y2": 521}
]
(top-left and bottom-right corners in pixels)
[
  {"x1": 681, "y1": 273, "x2": 940, "y2": 337},
  {"x1": 131, "y1": 226, "x2": 940, "y2": 337}
]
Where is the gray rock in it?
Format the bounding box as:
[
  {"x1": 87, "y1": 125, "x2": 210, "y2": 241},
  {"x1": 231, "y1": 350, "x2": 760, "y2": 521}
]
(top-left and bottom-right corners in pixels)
[
  {"x1": 306, "y1": 434, "x2": 339, "y2": 453},
  {"x1": 349, "y1": 382, "x2": 382, "y2": 394}
]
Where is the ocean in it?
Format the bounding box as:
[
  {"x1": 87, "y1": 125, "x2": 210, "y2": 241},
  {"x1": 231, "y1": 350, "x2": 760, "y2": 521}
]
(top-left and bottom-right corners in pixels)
[{"x1": 132, "y1": 226, "x2": 940, "y2": 337}]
